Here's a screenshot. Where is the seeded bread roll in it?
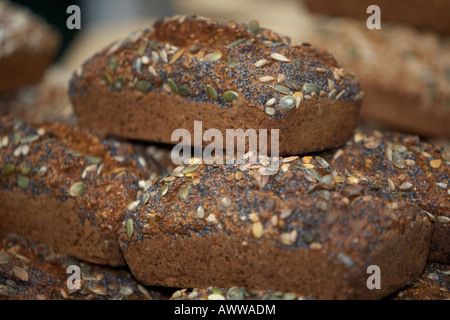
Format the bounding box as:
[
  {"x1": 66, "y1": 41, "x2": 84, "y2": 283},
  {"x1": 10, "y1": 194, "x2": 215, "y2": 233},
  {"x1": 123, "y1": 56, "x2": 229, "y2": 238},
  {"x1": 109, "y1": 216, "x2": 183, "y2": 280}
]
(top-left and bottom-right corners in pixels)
[
  {"x1": 0, "y1": 1, "x2": 60, "y2": 94},
  {"x1": 0, "y1": 117, "x2": 162, "y2": 266},
  {"x1": 330, "y1": 130, "x2": 450, "y2": 263},
  {"x1": 69, "y1": 15, "x2": 363, "y2": 156},
  {"x1": 0, "y1": 233, "x2": 167, "y2": 300},
  {"x1": 118, "y1": 156, "x2": 432, "y2": 300},
  {"x1": 301, "y1": 18, "x2": 450, "y2": 138},
  {"x1": 304, "y1": 0, "x2": 450, "y2": 36}
]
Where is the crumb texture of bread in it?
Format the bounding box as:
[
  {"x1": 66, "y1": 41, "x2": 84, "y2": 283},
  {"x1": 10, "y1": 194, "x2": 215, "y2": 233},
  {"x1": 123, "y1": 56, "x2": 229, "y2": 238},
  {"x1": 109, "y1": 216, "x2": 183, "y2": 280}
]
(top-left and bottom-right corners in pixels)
[{"x1": 69, "y1": 15, "x2": 363, "y2": 155}]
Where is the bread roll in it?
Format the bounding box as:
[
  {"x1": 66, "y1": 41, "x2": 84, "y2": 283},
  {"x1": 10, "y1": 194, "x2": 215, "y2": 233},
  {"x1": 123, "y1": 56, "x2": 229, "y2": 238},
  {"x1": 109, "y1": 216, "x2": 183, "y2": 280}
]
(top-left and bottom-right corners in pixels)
[
  {"x1": 0, "y1": 117, "x2": 161, "y2": 266},
  {"x1": 69, "y1": 15, "x2": 363, "y2": 156},
  {"x1": 118, "y1": 155, "x2": 432, "y2": 299}
]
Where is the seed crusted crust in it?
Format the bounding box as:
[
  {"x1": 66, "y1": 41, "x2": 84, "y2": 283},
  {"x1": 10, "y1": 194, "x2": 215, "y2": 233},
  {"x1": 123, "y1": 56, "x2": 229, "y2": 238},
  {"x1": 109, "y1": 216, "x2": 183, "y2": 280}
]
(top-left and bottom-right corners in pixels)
[
  {"x1": 0, "y1": 117, "x2": 159, "y2": 266},
  {"x1": 118, "y1": 156, "x2": 432, "y2": 299},
  {"x1": 69, "y1": 15, "x2": 362, "y2": 155},
  {"x1": 330, "y1": 130, "x2": 450, "y2": 262}
]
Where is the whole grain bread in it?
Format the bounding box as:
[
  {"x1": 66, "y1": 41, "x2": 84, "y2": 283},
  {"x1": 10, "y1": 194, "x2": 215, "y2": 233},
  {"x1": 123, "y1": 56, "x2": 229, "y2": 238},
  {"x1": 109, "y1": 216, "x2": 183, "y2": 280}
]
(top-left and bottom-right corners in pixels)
[
  {"x1": 300, "y1": 17, "x2": 450, "y2": 138},
  {"x1": 304, "y1": 0, "x2": 450, "y2": 36},
  {"x1": 69, "y1": 15, "x2": 363, "y2": 156},
  {"x1": 330, "y1": 130, "x2": 450, "y2": 262},
  {"x1": 0, "y1": 1, "x2": 60, "y2": 94},
  {"x1": 118, "y1": 155, "x2": 432, "y2": 299},
  {"x1": 0, "y1": 117, "x2": 163, "y2": 266}
]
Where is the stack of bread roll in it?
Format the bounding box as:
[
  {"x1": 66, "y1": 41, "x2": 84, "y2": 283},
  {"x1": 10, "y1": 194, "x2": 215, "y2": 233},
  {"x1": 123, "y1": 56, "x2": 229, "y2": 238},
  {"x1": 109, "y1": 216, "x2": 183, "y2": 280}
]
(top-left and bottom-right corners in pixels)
[{"x1": 0, "y1": 1, "x2": 448, "y2": 300}]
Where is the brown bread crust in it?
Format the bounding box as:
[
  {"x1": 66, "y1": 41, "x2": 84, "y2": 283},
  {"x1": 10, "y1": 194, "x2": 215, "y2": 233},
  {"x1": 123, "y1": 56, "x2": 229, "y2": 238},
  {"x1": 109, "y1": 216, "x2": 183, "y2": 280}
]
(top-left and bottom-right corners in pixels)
[
  {"x1": 69, "y1": 15, "x2": 362, "y2": 155},
  {"x1": 118, "y1": 156, "x2": 432, "y2": 299},
  {"x1": 330, "y1": 131, "x2": 450, "y2": 262},
  {"x1": 0, "y1": 117, "x2": 159, "y2": 266}
]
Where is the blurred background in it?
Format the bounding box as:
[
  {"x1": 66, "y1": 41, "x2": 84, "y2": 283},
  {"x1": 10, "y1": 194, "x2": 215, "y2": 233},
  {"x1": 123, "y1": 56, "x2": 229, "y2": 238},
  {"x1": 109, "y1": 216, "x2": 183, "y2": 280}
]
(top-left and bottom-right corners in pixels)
[
  {"x1": 10, "y1": 0, "x2": 317, "y2": 70},
  {"x1": 2, "y1": 0, "x2": 450, "y2": 150}
]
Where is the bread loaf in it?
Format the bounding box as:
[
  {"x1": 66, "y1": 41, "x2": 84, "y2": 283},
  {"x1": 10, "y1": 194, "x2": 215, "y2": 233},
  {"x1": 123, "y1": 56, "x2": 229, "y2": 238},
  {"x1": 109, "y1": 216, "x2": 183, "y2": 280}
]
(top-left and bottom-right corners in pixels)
[
  {"x1": 300, "y1": 17, "x2": 450, "y2": 138},
  {"x1": 118, "y1": 155, "x2": 432, "y2": 299},
  {"x1": 0, "y1": 1, "x2": 60, "y2": 94},
  {"x1": 330, "y1": 130, "x2": 450, "y2": 262},
  {"x1": 69, "y1": 15, "x2": 363, "y2": 156},
  {"x1": 0, "y1": 117, "x2": 162, "y2": 266}
]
